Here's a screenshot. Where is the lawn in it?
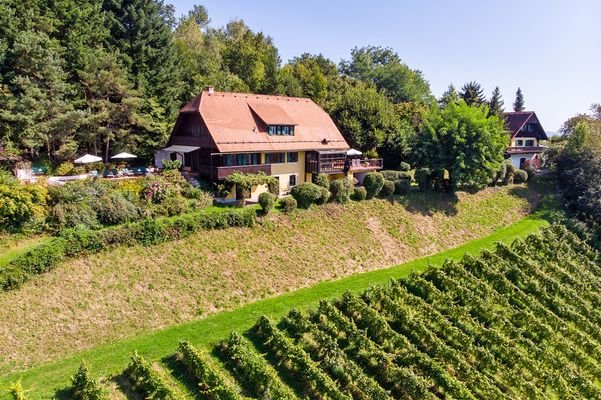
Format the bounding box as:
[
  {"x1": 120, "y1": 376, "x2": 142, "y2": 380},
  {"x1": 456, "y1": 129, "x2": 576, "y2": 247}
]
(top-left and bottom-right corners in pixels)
[
  {"x1": 0, "y1": 184, "x2": 552, "y2": 397},
  {"x1": 0, "y1": 235, "x2": 50, "y2": 268}
]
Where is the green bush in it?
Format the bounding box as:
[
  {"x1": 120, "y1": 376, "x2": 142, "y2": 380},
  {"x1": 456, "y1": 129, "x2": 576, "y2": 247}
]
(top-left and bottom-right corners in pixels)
[
  {"x1": 50, "y1": 202, "x2": 99, "y2": 231},
  {"x1": 315, "y1": 187, "x2": 331, "y2": 205},
  {"x1": 330, "y1": 178, "x2": 353, "y2": 204},
  {"x1": 258, "y1": 192, "x2": 276, "y2": 213},
  {"x1": 290, "y1": 182, "x2": 323, "y2": 208},
  {"x1": 380, "y1": 170, "x2": 411, "y2": 181},
  {"x1": 379, "y1": 180, "x2": 395, "y2": 197},
  {"x1": 0, "y1": 184, "x2": 45, "y2": 232},
  {"x1": 313, "y1": 173, "x2": 330, "y2": 189},
  {"x1": 503, "y1": 160, "x2": 516, "y2": 185},
  {"x1": 523, "y1": 164, "x2": 536, "y2": 180},
  {"x1": 514, "y1": 169, "x2": 528, "y2": 183},
  {"x1": 161, "y1": 159, "x2": 181, "y2": 170},
  {"x1": 363, "y1": 172, "x2": 384, "y2": 199},
  {"x1": 414, "y1": 168, "x2": 432, "y2": 191},
  {"x1": 70, "y1": 362, "x2": 107, "y2": 400},
  {"x1": 182, "y1": 187, "x2": 213, "y2": 208},
  {"x1": 55, "y1": 162, "x2": 76, "y2": 176},
  {"x1": 48, "y1": 181, "x2": 97, "y2": 205},
  {"x1": 352, "y1": 186, "x2": 367, "y2": 201},
  {"x1": 399, "y1": 161, "x2": 411, "y2": 171},
  {"x1": 493, "y1": 161, "x2": 507, "y2": 186},
  {"x1": 126, "y1": 352, "x2": 178, "y2": 399},
  {"x1": 394, "y1": 179, "x2": 411, "y2": 195},
  {"x1": 93, "y1": 192, "x2": 138, "y2": 225},
  {"x1": 280, "y1": 197, "x2": 297, "y2": 213}
]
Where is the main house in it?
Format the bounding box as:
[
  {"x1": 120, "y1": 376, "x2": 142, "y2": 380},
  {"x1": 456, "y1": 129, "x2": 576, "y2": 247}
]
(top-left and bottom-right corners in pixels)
[
  {"x1": 503, "y1": 111, "x2": 548, "y2": 169},
  {"x1": 156, "y1": 88, "x2": 382, "y2": 197}
]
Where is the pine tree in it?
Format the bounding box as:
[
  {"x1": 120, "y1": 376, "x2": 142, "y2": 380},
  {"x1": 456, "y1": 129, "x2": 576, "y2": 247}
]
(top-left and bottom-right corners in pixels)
[
  {"x1": 488, "y1": 86, "x2": 504, "y2": 117},
  {"x1": 102, "y1": 0, "x2": 183, "y2": 117},
  {"x1": 513, "y1": 87, "x2": 525, "y2": 112},
  {"x1": 459, "y1": 81, "x2": 486, "y2": 107},
  {"x1": 439, "y1": 84, "x2": 459, "y2": 108}
]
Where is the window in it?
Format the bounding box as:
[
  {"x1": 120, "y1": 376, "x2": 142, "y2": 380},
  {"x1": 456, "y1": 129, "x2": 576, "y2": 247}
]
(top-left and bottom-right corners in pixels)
[
  {"x1": 516, "y1": 140, "x2": 523, "y2": 146},
  {"x1": 289, "y1": 174, "x2": 297, "y2": 187},
  {"x1": 525, "y1": 139, "x2": 535, "y2": 147},
  {"x1": 287, "y1": 152, "x2": 298, "y2": 163},
  {"x1": 265, "y1": 152, "x2": 285, "y2": 164},
  {"x1": 223, "y1": 153, "x2": 261, "y2": 166},
  {"x1": 267, "y1": 125, "x2": 295, "y2": 136}
]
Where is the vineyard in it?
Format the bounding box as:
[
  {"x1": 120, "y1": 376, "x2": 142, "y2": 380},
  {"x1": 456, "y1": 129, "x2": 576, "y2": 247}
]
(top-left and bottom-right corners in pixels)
[{"x1": 15, "y1": 225, "x2": 601, "y2": 399}]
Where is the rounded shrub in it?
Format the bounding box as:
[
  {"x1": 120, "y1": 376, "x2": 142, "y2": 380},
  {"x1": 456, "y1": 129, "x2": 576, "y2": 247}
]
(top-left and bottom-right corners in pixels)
[
  {"x1": 313, "y1": 173, "x2": 330, "y2": 189},
  {"x1": 381, "y1": 170, "x2": 411, "y2": 181},
  {"x1": 399, "y1": 161, "x2": 411, "y2": 172},
  {"x1": 523, "y1": 164, "x2": 536, "y2": 180},
  {"x1": 394, "y1": 179, "x2": 411, "y2": 195},
  {"x1": 514, "y1": 169, "x2": 528, "y2": 183},
  {"x1": 258, "y1": 192, "x2": 276, "y2": 213},
  {"x1": 93, "y1": 191, "x2": 138, "y2": 225},
  {"x1": 315, "y1": 187, "x2": 330, "y2": 205},
  {"x1": 290, "y1": 182, "x2": 323, "y2": 209},
  {"x1": 503, "y1": 160, "x2": 516, "y2": 185},
  {"x1": 280, "y1": 197, "x2": 297, "y2": 213},
  {"x1": 330, "y1": 178, "x2": 353, "y2": 204},
  {"x1": 50, "y1": 202, "x2": 98, "y2": 231},
  {"x1": 414, "y1": 168, "x2": 432, "y2": 191},
  {"x1": 363, "y1": 172, "x2": 384, "y2": 199},
  {"x1": 379, "y1": 180, "x2": 395, "y2": 197},
  {"x1": 352, "y1": 186, "x2": 367, "y2": 201}
]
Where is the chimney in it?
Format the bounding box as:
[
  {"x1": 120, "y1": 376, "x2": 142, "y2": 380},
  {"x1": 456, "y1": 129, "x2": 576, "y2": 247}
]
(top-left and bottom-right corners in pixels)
[{"x1": 205, "y1": 86, "x2": 214, "y2": 94}]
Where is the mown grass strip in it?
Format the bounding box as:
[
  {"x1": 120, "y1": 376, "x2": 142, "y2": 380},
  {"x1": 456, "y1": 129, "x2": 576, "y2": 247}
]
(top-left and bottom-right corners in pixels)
[{"x1": 0, "y1": 210, "x2": 550, "y2": 399}]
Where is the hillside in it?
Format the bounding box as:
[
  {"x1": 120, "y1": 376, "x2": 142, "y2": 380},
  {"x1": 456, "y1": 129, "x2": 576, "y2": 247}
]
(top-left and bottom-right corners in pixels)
[
  {"x1": 0, "y1": 185, "x2": 542, "y2": 377},
  {"x1": 6, "y1": 223, "x2": 599, "y2": 399}
]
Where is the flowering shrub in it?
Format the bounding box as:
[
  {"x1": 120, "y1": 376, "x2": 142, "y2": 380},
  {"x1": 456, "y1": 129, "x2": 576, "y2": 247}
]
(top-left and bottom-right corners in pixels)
[{"x1": 143, "y1": 179, "x2": 170, "y2": 203}]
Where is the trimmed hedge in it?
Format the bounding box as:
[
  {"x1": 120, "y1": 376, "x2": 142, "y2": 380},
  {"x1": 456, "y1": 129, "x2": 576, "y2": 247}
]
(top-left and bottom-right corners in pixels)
[
  {"x1": 290, "y1": 182, "x2": 324, "y2": 209},
  {"x1": 399, "y1": 161, "x2": 411, "y2": 172},
  {"x1": 0, "y1": 208, "x2": 256, "y2": 292},
  {"x1": 363, "y1": 172, "x2": 384, "y2": 199},
  {"x1": 352, "y1": 186, "x2": 367, "y2": 201},
  {"x1": 514, "y1": 169, "x2": 528, "y2": 183},
  {"x1": 330, "y1": 178, "x2": 353, "y2": 204},
  {"x1": 280, "y1": 197, "x2": 297, "y2": 213},
  {"x1": 380, "y1": 170, "x2": 411, "y2": 181},
  {"x1": 394, "y1": 179, "x2": 411, "y2": 195},
  {"x1": 258, "y1": 192, "x2": 276, "y2": 214},
  {"x1": 379, "y1": 180, "x2": 395, "y2": 197}
]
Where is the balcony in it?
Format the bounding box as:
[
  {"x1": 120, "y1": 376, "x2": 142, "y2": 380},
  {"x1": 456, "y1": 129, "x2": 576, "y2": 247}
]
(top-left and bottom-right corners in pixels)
[
  {"x1": 215, "y1": 164, "x2": 272, "y2": 180},
  {"x1": 349, "y1": 158, "x2": 383, "y2": 171},
  {"x1": 507, "y1": 146, "x2": 547, "y2": 155}
]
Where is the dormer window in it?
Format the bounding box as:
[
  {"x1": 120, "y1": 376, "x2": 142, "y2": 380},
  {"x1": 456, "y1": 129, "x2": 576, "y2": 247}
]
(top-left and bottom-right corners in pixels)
[{"x1": 267, "y1": 125, "x2": 295, "y2": 136}]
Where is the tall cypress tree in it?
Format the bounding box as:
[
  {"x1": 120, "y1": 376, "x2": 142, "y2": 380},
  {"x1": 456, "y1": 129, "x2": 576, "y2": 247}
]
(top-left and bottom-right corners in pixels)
[
  {"x1": 513, "y1": 87, "x2": 525, "y2": 112},
  {"x1": 488, "y1": 86, "x2": 504, "y2": 117},
  {"x1": 459, "y1": 81, "x2": 486, "y2": 107}
]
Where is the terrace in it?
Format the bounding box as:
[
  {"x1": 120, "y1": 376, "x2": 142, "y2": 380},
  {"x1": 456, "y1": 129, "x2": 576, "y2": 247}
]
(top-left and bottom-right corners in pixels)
[{"x1": 305, "y1": 150, "x2": 383, "y2": 174}]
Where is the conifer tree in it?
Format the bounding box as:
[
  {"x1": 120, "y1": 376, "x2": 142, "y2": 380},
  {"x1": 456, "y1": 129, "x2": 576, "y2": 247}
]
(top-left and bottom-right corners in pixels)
[
  {"x1": 459, "y1": 81, "x2": 486, "y2": 106},
  {"x1": 439, "y1": 84, "x2": 459, "y2": 107},
  {"x1": 513, "y1": 87, "x2": 525, "y2": 111},
  {"x1": 488, "y1": 86, "x2": 504, "y2": 117}
]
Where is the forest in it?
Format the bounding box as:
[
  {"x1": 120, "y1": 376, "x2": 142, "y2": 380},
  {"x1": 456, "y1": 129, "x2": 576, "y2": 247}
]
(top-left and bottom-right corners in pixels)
[{"x1": 0, "y1": 0, "x2": 519, "y2": 181}]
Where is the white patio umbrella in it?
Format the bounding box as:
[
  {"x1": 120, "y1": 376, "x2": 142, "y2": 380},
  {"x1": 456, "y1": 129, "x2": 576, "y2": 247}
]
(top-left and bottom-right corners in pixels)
[
  {"x1": 74, "y1": 154, "x2": 102, "y2": 164},
  {"x1": 346, "y1": 149, "x2": 362, "y2": 156},
  {"x1": 111, "y1": 152, "x2": 137, "y2": 159}
]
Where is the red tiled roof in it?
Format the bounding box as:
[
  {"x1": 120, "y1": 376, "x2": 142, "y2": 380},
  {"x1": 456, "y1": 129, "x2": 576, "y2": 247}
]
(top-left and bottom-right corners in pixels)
[{"x1": 181, "y1": 91, "x2": 350, "y2": 153}]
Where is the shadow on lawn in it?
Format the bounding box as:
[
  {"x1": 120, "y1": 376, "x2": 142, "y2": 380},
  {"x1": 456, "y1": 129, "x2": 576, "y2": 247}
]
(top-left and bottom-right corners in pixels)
[{"x1": 391, "y1": 189, "x2": 459, "y2": 217}]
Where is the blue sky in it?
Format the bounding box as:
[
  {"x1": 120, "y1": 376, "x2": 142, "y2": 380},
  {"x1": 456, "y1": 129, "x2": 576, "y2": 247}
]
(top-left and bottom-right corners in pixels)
[{"x1": 170, "y1": 0, "x2": 601, "y2": 132}]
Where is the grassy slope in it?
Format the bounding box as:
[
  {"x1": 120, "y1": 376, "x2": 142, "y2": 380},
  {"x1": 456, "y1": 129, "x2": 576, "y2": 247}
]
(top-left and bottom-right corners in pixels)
[
  {"x1": 0, "y1": 235, "x2": 49, "y2": 268},
  {"x1": 0, "y1": 210, "x2": 550, "y2": 398},
  {"x1": 0, "y1": 186, "x2": 536, "y2": 373}
]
